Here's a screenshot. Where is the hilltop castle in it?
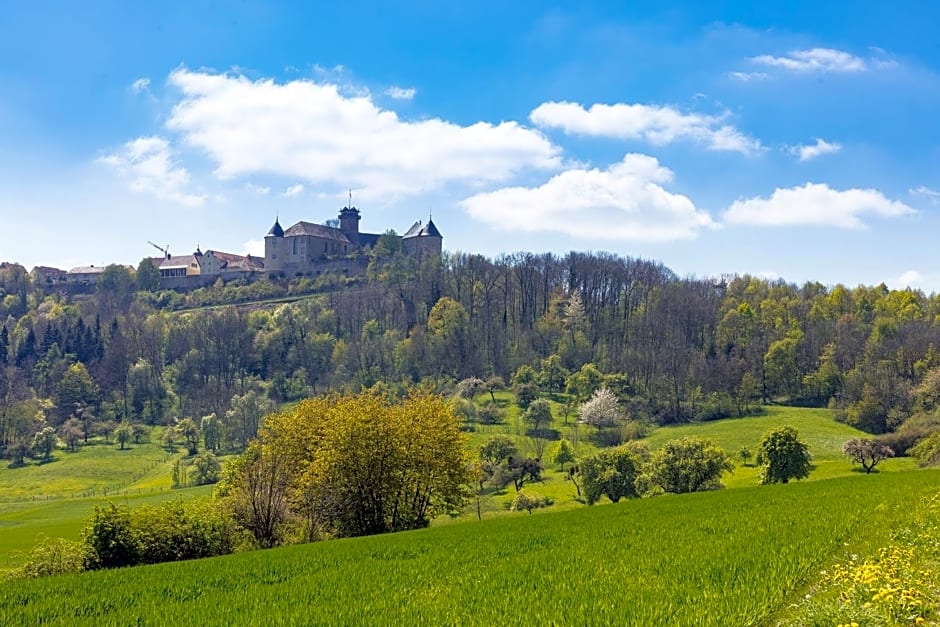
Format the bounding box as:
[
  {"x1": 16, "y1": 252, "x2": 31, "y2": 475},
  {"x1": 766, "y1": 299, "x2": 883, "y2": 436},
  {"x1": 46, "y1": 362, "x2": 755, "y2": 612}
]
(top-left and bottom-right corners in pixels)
[
  {"x1": 32, "y1": 202, "x2": 442, "y2": 290},
  {"x1": 264, "y1": 203, "x2": 442, "y2": 275}
]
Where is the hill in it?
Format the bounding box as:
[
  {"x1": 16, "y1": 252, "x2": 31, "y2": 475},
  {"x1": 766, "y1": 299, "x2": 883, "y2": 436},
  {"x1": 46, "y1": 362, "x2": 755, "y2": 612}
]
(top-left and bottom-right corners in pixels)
[{"x1": 2, "y1": 470, "x2": 937, "y2": 625}]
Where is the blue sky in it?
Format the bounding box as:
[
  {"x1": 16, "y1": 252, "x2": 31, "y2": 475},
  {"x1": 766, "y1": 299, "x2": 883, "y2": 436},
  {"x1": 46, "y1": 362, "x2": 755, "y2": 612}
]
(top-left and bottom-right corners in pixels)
[{"x1": 2, "y1": 1, "x2": 940, "y2": 290}]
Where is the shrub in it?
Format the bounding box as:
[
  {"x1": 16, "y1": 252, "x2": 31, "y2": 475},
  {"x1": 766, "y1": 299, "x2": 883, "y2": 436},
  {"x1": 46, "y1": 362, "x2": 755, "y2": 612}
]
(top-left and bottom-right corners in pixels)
[
  {"x1": 511, "y1": 490, "x2": 551, "y2": 514},
  {"x1": 910, "y1": 431, "x2": 940, "y2": 467},
  {"x1": 7, "y1": 536, "x2": 87, "y2": 580},
  {"x1": 636, "y1": 437, "x2": 734, "y2": 495},
  {"x1": 580, "y1": 442, "x2": 649, "y2": 505}
]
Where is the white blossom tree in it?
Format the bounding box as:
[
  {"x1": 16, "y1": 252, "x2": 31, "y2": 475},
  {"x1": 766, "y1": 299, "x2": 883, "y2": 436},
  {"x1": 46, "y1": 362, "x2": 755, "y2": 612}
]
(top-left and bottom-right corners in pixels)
[{"x1": 578, "y1": 388, "x2": 623, "y2": 427}]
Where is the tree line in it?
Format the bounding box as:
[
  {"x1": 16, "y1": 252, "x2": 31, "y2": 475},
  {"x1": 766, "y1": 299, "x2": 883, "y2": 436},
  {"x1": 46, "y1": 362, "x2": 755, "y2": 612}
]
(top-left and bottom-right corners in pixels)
[{"x1": 4, "y1": 250, "x2": 940, "y2": 461}]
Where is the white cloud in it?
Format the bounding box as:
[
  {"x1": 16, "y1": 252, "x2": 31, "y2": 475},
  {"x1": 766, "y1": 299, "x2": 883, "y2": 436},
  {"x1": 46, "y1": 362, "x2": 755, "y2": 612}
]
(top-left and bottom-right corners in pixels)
[
  {"x1": 283, "y1": 184, "x2": 304, "y2": 197},
  {"x1": 97, "y1": 136, "x2": 205, "y2": 207},
  {"x1": 242, "y1": 239, "x2": 265, "y2": 257},
  {"x1": 723, "y1": 182, "x2": 915, "y2": 229},
  {"x1": 910, "y1": 186, "x2": 940, "y2": 204},
  {"x1": 385, "y1": 86, "x2": 416, "y2": 100},
  {"x1": 729, "y1": 71, "x2": 768, "y2": 82},
  {"x1": 897, "y1": 270, "x2": 923, "y2": 287},
  {"x1": 244, "y1": 182, "x2": 270, "y2": 195},
  {"x1": 529, "y1": 101, "x2": 761, "y2": 155},
  {"x1": 460, "y1": 153, "x2": 715, "y2": 241},
  {"x1": 131, "y1": 77, "x2": 151, "y2": 93},
  {"x1": 164, "y1": 68, "x2": 560, "y2": 196},
  {"x1": 789, "y1": 138, "x2": 842, "y2": 162},
  {"x1": 751, "y1": 48, "x2": 867, "y2": 73}
]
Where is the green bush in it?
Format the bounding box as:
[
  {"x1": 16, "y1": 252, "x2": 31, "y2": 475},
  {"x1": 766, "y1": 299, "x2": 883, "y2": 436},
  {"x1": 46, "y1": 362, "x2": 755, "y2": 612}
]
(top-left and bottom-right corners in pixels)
[{"x1": 6, "y1": 536, "x2": 87, "y2": 580}]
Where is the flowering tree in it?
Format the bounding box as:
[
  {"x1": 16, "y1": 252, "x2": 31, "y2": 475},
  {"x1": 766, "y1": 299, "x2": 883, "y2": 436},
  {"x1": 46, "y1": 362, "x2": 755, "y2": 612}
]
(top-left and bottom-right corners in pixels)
[{"x1": 578, "y1": 388, "x2": 623, "y2": 427}]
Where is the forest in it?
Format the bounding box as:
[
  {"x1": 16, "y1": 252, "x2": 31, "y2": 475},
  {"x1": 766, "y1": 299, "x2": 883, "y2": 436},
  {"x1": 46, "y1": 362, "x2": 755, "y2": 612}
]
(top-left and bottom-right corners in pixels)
[{"x1": 2, "y1": 249, "x2": 940, "y2": 459}]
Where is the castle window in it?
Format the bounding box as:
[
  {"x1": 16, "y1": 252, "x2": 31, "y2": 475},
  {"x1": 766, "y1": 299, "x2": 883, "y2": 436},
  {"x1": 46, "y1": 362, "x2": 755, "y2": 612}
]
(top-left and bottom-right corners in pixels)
[{"x1": 293, "y1": 239, "x2": 298, "y2": 255}]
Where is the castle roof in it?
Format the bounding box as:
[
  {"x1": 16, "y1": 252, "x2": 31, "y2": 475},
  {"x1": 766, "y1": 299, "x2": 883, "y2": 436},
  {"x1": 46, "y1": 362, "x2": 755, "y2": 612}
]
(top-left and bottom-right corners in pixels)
[
  {"x1": 402, "y1": 219, "x2": 442, "y2": 239},
  {"x1": 284, "y1": 221, "x2": 353, "y2": 243},
  {"x1": 267, "y1": 219, "x2": 284, "y2": 237},
  {"x1": 206, "y1": 250, "x2": 265, "y2": 271}
]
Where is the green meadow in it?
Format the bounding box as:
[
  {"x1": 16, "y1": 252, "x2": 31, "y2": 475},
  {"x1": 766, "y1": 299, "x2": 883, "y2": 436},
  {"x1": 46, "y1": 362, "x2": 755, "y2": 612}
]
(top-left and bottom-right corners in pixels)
[
  {"x1": 0, "y1": 433, "x2": 211, "y2": 571},
  {"x1": 0, "y1": 404, "x2": 913, "y2": 568},
  {"x1": 2, "y1": 469, "x2": 937, "y2": 625}
]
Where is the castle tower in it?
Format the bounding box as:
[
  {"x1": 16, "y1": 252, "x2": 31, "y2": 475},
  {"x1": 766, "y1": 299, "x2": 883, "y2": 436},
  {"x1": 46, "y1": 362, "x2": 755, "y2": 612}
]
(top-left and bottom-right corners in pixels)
[
  {"x1": 339, "y1": 205, "x2": 360, "y2": 242},
  {"x1": 264, "y1": 218, "x2": 284, "y2": 273}
]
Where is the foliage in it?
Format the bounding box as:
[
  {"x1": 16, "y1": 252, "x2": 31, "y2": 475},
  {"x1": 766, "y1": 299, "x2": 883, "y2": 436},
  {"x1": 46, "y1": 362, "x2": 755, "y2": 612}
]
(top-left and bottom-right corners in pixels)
[
  {"x1": 911, "y1": 431, "x2": 940, "y2": 467},
  {"x1": 523, "y1": 398, "x2": 553, "y2": 432},
  {"x1": 176, "y1": 418, "x2": 200, "y2": 456},
  {"x1": 552, "y1": 438, "x2": 575, "y2": 470},
  {"x1": 190, "y1": 451, "x2": 222, "y2": 485},
  {"x1": 513, "y1": 382, "x2": 539, "y2": 409},
  {"x1": 455, "y1": 377, "x2": 484, "y2": 399},
  {"x1": 82, "y1": 503, "x2": 140, "y2": 569},
  {"x1": 636, "y1": 437, "x2": 734, "y2": 495},
  {"x1": 80, "y1": 500, "x2": 233, "y2": 571},
  {"x1": 738, "y1": 446, "x2": 752, "y2": 466},
  {"x1": 578, "y1": 388, "x2": 623, "y2": 428},
  {"x1": 230, "y1": 390, "x2": 473, "y2": 540},
  {"x1": 6, "y1": 536, "x2": 87, "y2": 580},
  {"x1": 794, "y1": 493, "x2": 940, "y2": 625},
  {"x1": 216, "y1": 442, "x2": 291, "y2": 548},
  {"x1": 480, "y1": 435, "x2": 518, "y2": 465},
  {"x1": 477, "y1": 401, "x2": 504, "y2": 425},
  {"x1": 842, "y1": 438, "x2": 894, "y2": 473},
  {"x1": 114, "y1": 423, "x2": 132, "y2": 450},
  {"x1": 580, "y1": 442, "x2": 649, "y2": 505},
  {"x1": 511, "y1": 490, "x2": 550, "y2": 514},
  {"x1": 31, "y1": 426, "x2": 57, "y2": 461},
  {"x1": 756, "y1": 426, "x2": 812, "y2": 484}
]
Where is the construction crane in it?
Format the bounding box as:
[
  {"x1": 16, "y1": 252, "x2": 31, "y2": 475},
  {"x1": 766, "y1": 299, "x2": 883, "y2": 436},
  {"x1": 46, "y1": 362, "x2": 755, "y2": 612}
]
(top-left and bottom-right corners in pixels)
[{"x1": 148, "y1": 241, "x2": 171, "y2": 259}]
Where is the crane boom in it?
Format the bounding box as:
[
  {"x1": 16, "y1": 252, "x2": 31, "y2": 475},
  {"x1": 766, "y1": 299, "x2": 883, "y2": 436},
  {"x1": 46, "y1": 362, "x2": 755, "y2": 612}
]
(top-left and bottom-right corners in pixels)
[{"x1": 147, "y1": 241, "x2": 170, "y2": 258}]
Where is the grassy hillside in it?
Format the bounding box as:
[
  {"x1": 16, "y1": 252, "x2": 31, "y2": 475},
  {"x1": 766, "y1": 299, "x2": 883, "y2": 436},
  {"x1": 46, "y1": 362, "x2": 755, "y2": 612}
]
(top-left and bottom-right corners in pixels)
[
  {"x1": 460, "y1": 402, "x2": 916, "y2": 515},
  {"x1": 3, "y1": 470, "x2": 937, "y2": 625},
  {"x1": 0, "y1": 431, "x2": 181, "y2": 501},
  {"x1": 0, "y1": 433, "x2": 216, "y2": 571},
  {"x1": 0, "y1": 486, "x2": 213, "y2": 570},
  {"x1": 640, "y1": 406, "x2": 917, "y2": 487},
  {"x1": 0, "y1": 405, "x2": 913, "y2": 568}
]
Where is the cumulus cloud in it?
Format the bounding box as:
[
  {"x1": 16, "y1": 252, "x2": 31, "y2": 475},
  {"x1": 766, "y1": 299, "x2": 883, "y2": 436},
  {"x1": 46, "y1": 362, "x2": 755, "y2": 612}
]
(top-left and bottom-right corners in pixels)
[
  {"x1": 751, "y1": 48, "x2": 868, "y2": 73},
  {"x1": 460, "y1": 153, "x2": 715, "y2": 241},
  {"x1": 529, "y1": 101, "x2": 761, "y2": 155},
  {"x1": 385, "y1": 86, "x2": 416, "y2": 100},
  {"x1": 283, "y1": 184, "x2": 304, "y2": 197},
  {"x1": 723, "y1": 183, "x2": 915, "y2": 229},
  {"x1": 789, "y1": 138, "x2": 842, "y2": 162},
  {"x1": 97, "y1": 136, "x2": 205, "y2": 207},
  {"x1": 163, "y1": 69, "x2": 561, "y2": 196}
]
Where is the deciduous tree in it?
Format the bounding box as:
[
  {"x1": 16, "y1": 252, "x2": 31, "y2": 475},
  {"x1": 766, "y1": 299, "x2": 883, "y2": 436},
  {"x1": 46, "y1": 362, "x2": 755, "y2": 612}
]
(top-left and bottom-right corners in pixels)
[{"x1": 756, "y1": 426, "x2": 812, "y2": 484}]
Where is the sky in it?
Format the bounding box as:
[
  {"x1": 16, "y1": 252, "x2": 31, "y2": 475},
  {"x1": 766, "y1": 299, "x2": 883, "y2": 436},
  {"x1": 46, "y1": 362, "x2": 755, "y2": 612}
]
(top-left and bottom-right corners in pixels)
[{"x1": 2, "y1": 1, "x2": 940, "y2": 291}]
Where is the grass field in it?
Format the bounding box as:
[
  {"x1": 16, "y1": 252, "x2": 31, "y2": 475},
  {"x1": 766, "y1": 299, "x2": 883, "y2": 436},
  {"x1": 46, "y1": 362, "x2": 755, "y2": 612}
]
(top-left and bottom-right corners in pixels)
[
  {"x1": 0, "y1": 404, "x2": 915, "y2": 568},
  {"x1": 0, "y1": 433, "x2": 213, "y2": 572},
  {"x1": 459, "y1": 401, "x2": 915, "y2": 515},
  {"x1": 2, "y1": 469, "x2": 937, "y2": 625},
  {"x1": 0, "y1": 431, "x2": 181, "y2": 501},
  {"x1": 0, "y1": 486, "x2": 214, "y2": 571}
]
